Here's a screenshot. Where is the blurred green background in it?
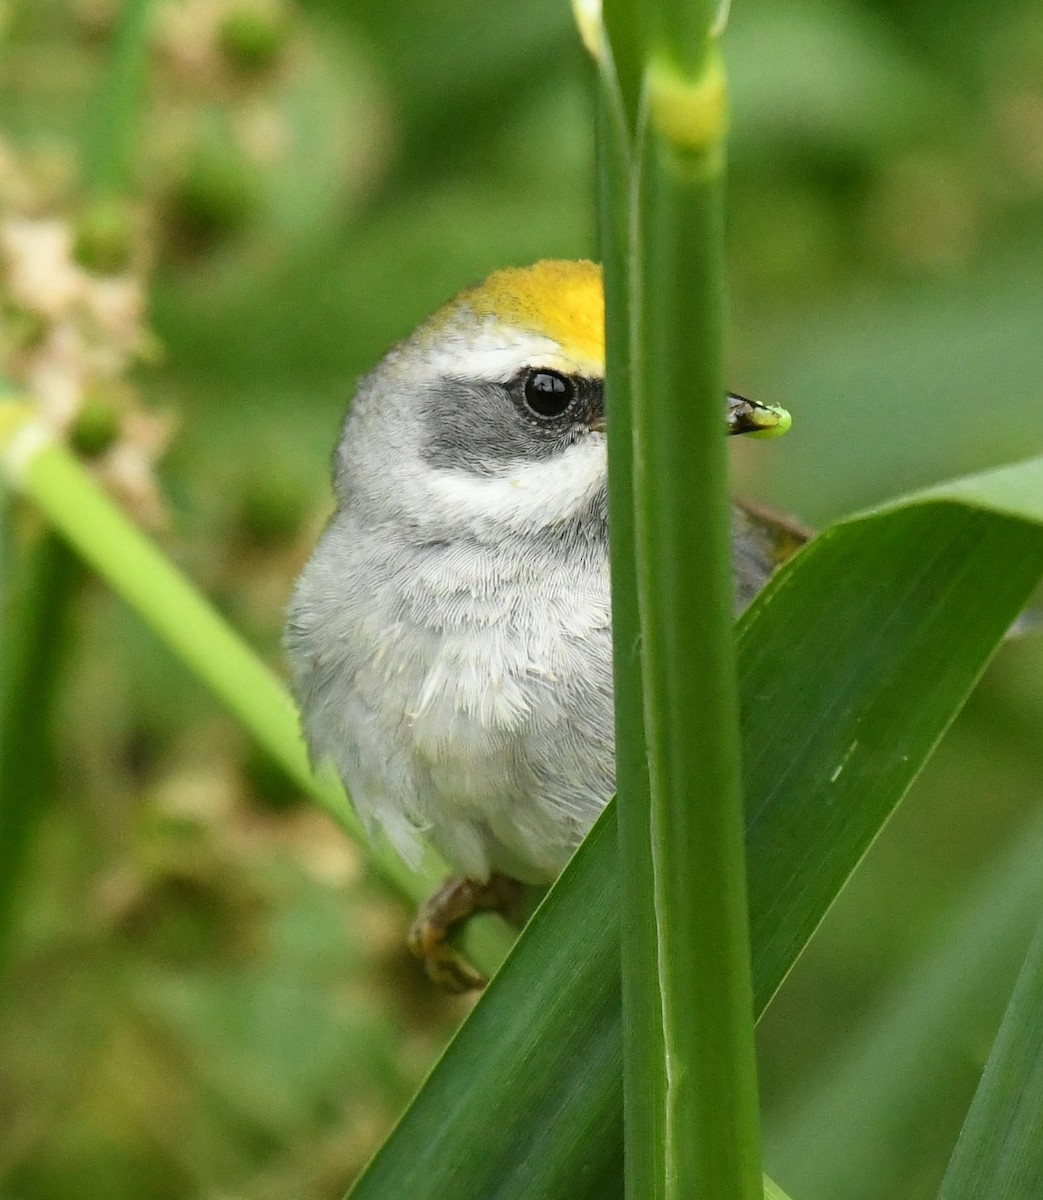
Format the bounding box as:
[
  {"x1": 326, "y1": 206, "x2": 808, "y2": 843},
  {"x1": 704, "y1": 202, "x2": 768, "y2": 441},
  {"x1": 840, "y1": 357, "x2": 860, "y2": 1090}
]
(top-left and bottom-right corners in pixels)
[{"x1": 1, "y1": 1, "x2": 1042, "y2": 1197}]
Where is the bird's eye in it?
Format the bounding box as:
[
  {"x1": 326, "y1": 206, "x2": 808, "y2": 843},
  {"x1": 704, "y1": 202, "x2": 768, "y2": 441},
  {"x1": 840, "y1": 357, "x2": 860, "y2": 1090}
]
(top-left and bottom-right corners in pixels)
[{"x1": 523, "y1": 370, "x2": 575, "y2": 419}]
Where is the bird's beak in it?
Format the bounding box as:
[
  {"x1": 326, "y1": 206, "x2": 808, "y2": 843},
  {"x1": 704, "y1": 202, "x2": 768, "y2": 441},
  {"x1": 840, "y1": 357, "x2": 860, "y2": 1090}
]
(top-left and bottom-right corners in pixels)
[
  {"x1": 726, "y1": 393, "x2": 792, "y2": 438},
  {"x1": 588, "y1": 395, "x2": 791, "y2": 438}
]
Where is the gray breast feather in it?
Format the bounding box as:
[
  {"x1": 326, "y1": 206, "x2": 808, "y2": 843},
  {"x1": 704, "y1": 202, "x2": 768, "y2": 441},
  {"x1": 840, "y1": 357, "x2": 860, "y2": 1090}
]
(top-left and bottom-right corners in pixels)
[
  {"x1": 287, "y1": 512, "x2": 613, "y2": 882},
  {"x1": 286, "y1": 504, "x2": 773, "y2": 883}
]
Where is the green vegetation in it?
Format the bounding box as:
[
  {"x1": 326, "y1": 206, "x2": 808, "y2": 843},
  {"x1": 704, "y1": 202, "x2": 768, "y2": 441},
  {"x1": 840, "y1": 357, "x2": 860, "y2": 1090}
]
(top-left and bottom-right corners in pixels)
[{"x1": 2, "y1": 2, "x2": 1043, "y2": 1198}]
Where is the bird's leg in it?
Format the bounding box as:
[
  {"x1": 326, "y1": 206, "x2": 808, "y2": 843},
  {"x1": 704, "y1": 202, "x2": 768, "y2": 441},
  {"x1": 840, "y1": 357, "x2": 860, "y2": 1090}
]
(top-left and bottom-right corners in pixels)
[{"x1": 408, "y1": 872, "x2": 523, "y2": 993}]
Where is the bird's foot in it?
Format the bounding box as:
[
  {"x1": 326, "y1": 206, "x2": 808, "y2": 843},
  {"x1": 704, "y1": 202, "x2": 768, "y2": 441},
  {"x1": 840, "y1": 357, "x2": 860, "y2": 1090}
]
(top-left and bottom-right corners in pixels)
[{"x1": 408, "y1": 872, "x2": 522, "y2": 993}]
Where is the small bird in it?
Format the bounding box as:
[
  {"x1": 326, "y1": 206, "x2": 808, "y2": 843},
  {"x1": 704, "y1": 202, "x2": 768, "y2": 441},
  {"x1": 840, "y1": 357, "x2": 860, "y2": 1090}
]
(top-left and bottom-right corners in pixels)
[{"x1": 285, "y1": 260, "x2": 804, "y2": 988}]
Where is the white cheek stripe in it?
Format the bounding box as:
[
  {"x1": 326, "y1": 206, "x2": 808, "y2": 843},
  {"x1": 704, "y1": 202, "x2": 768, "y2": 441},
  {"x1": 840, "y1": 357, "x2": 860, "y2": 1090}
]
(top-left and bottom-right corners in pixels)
[{"x1": 424, "y1": 435, "x2": 607, "y2": 534}]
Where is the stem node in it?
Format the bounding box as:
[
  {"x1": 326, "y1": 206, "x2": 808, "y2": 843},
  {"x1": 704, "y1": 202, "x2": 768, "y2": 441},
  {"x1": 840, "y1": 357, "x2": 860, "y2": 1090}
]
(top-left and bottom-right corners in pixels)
[{"x1": 648, "y1": 50, "x2": 728, "y2": 153}]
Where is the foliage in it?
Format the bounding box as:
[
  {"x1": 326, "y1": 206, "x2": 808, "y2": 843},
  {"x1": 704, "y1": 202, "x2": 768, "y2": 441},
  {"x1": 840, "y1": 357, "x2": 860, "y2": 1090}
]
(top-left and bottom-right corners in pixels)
[{"x1": 1, "y1": 1, "x2": 1043, "y2": 1198}]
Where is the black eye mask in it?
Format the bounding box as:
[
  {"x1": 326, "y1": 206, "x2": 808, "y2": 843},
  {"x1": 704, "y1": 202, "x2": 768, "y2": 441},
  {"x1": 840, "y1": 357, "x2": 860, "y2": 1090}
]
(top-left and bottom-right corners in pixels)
[{"x1": 421, "y1": 374, "x2": 605, "y2": 477}]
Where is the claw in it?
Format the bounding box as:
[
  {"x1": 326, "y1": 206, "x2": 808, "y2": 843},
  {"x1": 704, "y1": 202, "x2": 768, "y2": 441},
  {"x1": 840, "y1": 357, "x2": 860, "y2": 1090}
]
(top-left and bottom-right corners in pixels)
[{"x1": 408, "y1": 873, "x2": 523, "y2": 993}]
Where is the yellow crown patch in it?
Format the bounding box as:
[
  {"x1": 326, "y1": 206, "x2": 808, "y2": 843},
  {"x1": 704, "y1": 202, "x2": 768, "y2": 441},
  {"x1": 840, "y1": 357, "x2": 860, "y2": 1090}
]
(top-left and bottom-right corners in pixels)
[{"x1": 452, "y1": 260, "x2": 605, "y2": 373}]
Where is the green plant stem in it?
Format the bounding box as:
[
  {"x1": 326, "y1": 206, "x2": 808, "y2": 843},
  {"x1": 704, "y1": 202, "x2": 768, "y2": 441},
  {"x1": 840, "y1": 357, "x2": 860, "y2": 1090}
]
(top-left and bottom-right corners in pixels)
[
  {"x1": 346, "y1": 465, "x2": 1043, "y2": 1200},
  {"x1": 350, "y1": 804, "x2": 790, "y2": 1200},
  {"x1": 0, "y1": 526, "x2": 80, "y2": 972},
  {"x1": 21, "y1": 422, "x2": 352, "y2": 823},
  {"x1": 622, "y1": 35, "x2": 762, "y2": 1200},
  {"x1": 6, "y1": 404, "x2": 1043, "y2": 1200},
  {"x1": 597, "y1": 41, "x2": 668, "y2": 1197},
  {"x1": 85, "y1": 0, "x2": 156, "y2": 194},
  {"x1": 0, "y1": 404, "x2": 515, "y2": 976},
  {"x1": 938, "y1": 897, "x2": 1043, "y2": 1200},
  {"x1": 602, "y1": 0, "x2": 645, "y2": 132},
  {"x1": 657, "y1": 0, "x2": 719, "y2": 75},
  {"x1": 0, "y1": 385, "x2": 84, "y2": 973},
  {"x1": 0, "y1": 0, "x2": 159, "y2": 980},
  {"x1": 765, "y1": 807, "x2": 1043, "y2": 1200}
]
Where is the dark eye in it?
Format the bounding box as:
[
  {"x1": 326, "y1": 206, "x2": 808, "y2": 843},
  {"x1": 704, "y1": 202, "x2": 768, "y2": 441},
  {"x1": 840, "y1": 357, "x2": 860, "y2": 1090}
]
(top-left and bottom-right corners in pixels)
[{"x1": 523, "y1": 370, "x2": 575, "y2": 418}]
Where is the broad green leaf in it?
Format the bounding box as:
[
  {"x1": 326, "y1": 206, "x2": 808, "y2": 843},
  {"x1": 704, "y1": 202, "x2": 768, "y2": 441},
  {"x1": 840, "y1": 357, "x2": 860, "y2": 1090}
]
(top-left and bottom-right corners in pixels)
[
  {"x1": 764, "y1": 806, "x2": 1043, "y2": 1200},
  {"x1": 348, "y1": 462, "x2": 1043, "y2": 1199},
  {"x1": 938, "y1": 906, "x2": 1043, "y2": 1200}
]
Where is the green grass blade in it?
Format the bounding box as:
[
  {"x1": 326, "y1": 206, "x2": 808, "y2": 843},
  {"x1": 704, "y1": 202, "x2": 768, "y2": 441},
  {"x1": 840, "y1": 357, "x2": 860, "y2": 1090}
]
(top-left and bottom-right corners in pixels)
[
  {"x1": 0, "y1": 407, "x2": 348, "y2": 825},
  {"x1": 349, "y1": 807, "x2": 625, "y2": 1200},
  {"x1": 657, "y1": 0, "x2": 719, "y2": 75},
  {"x1": 744, "y1": 467, "x2": 1043, "y2": 1005},
  {"x1": 5, "y1": 405, "x2": 1043, "y2": 1200},
  {"x1": 0, "y1": 530, "x2": 79, "y2": 972},
  {"x1": 0, "y1": 0, "x2": 155, "y2": 964},
  {"x1": 84, "y1": 0, "x2": 156, "y2": 194},
  {"x1": 764, "y1": 807, "x2": 1043, "y2": 1200},
  {"x1": 0, "y1": 403, "x2": 514, "y2": 975},
  {"x1": 349, "y1": 806, "x2": 788, "y2": 1200},
  {"x1": 623, "y1": 31, "x2": 762, "y2": 1200},
  {"x1": 602, "y1": 0, "x2": 645, "y2": 132},
  {"x1": 937, "y1": 906, "x2": 1043, "y2": 1199},
  {"x1": 346, "y1": 462, "x2": 1043, "y2": 1199},
  {"x1": 594, "y1": 34, "x2": 670, "y2": 1190}
]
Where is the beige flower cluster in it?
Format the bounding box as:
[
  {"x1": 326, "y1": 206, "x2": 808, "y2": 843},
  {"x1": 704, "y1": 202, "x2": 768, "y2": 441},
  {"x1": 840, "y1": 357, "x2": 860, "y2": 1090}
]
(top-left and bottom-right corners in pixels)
[
  {"x1": 0, "y1": 141, "x2": 173, "y2": 527},
  {"x1": 155, "y1": 0, "x2": 291, "y2": 87}
]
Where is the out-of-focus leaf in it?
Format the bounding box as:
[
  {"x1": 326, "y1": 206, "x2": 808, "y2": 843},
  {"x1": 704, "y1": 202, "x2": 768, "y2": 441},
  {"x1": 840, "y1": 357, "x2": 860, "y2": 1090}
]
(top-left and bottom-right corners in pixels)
[
  {"x1": 727, "y1": 0, "x2": 946, "y2": 165},
  {"x1": 739, "y1": 245, "x2": 1043, "y2": 524},
  {"x1": 342, "y1": 0, "x2": 576, "y2": 171},
  {"x1": 937, "y1": 906, "x2": 1043, "y2": 1200},
  {"x1": 346, "y1": 462, "x2": 1043, "y2": 1199},
  {"x1": 764, "y1": 809, "x2": 1043, "y2": 1200}
]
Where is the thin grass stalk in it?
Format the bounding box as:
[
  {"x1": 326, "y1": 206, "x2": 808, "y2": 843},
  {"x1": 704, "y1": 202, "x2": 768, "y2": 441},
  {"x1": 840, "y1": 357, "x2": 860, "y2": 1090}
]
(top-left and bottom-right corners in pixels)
[
  {"x1": 593, "y1": 27, "x2": 670, "y2": 1190},
  {"x1": 0, "y1": 0, "x2": 157, "y2": 969},
  {"x1": 0, "y1": 472, "x2": 11, "y2": 797},
  {"x1": 7, "y1": 399, "x2": 1043, "y2": 1200},
  {"x1": 0, "y1": 403, "x2": 515, "y2": 975},
  {"x1": 0, "y1": 528, "x2": 78, "y2": 973},
  {"x1": 84, "y1": 0, "x2": 156, "y2": 194},
  {"x1": 0, "y1": 406, "x2": 346, "y2": 818},
  {"x1": 657, "y1": 0, "x2": 719, "y2": 73},
  {"x1": 345, "y1": 468, "x2": 1043, "y2": 1199},
  {"x1": 620, "y1": 6, "x2": 762, "y2": 1195},
  {"x1": 938, "y1": 903, "x2": 1043, "y2": 1199},
  {"x1": 602, "y1": 0, "x2": 646, "y2": 131},
  {"x1": 0, "y1": 381, "x2": 83, "y2": 981}
]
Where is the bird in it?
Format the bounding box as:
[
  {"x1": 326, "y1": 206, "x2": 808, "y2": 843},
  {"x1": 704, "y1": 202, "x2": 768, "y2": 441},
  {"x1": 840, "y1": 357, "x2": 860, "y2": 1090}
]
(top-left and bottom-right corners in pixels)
[{"x1": 285, "y1": 259, "x2": 805, "y2": 989}]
